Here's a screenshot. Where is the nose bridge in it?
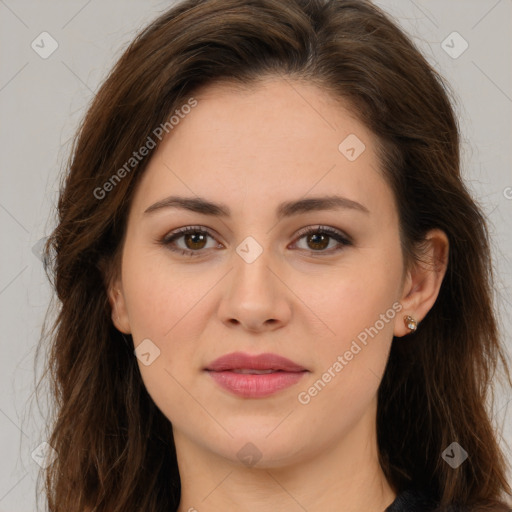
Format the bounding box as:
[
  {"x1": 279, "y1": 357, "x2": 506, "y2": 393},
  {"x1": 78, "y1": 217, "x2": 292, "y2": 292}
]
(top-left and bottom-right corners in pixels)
[
  {"x1": 218, "y1": 231, "x2": 289, "y2": 330},
  {"x1": 231, "y1": 233, "x2": 276, "y2": 298}
]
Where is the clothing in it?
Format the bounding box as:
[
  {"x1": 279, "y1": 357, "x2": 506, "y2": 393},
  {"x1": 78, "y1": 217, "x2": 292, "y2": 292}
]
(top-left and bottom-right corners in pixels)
[
  {"x1": 385, "y1": 488, "x2": 438, "y2": 512},
  {"x1": 385, "y1": 488, "x2": 512, "y2": 512}
]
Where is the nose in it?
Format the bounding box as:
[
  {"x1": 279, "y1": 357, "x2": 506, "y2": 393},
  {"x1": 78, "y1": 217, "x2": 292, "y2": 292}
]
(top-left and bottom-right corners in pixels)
[{"x1": 217, "y1": 243, "x2": 292, "y2": 333}]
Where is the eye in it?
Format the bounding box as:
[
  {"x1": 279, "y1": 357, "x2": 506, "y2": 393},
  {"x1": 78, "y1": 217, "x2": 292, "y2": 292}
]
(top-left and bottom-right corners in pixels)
[
  {"x1": 159, "y1": 225, "x2": 352, "y2": 257},
  {"x1": 291, "y1": 225, "x2": 352, "y2": 254},
  {"x1": 160, "y1": 226, "x2": 220, "y2": 257}
]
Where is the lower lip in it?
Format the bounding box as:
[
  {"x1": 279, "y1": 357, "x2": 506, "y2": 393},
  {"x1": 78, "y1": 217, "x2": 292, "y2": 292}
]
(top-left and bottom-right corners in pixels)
[{"x1": 206, "y1": 370, "x2": 307, "y2": 398}]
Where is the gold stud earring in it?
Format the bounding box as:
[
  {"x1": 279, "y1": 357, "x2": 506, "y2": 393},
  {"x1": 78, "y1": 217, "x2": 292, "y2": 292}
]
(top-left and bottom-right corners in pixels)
[{"x1": 404, "y1": 315, "x2": 417, "y2": 333}]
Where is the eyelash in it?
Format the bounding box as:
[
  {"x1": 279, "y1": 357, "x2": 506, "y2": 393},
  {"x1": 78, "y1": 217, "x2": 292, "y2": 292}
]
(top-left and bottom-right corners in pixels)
[{"x1": 159, "y1": 225, "x2": 352, "y2": 257}]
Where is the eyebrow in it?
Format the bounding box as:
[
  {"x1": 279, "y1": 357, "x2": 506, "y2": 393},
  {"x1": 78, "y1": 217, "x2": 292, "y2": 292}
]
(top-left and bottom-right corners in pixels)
[{"x1": 143, "y1": 194, "x2": 370, "y2": 219}]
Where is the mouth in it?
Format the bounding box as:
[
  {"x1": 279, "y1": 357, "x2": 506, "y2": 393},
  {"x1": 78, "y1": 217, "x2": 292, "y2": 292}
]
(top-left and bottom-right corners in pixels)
[{"x1": 204, "y1": 352, "x2": 308, "y2": 398}]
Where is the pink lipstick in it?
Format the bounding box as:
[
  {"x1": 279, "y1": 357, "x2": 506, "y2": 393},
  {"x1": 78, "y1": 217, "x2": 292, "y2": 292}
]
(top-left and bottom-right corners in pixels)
[{"x1": 204, "y1": 352, "x2": 308, "y2": 398}]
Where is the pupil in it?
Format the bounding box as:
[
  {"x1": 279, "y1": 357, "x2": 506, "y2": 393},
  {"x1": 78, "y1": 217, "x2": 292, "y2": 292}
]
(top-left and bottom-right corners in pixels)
[
  {"x1": 309, "y1": 233, "x2": 328, "y2": 250},
  {"x1": 186, "y1": 233, "x2": 206, "y2": 249}
]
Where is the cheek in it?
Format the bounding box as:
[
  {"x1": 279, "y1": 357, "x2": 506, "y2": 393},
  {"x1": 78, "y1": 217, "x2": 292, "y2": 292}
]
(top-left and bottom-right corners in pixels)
[
  {"x1": 296, "y1": 247, "x2": 402, "y2": 406},
  {"x1": 121, "y1": 245, "x2": 205, "y2": 340},
  {"x1": 120, "y1": 245, "x2": 214, "y2": 396},
  {"x1": 120, "y1": 248, "x2": 205, "y2": 418},
  {"x1": 303, "y1": 246, "x2": 402, "y2": 348}
]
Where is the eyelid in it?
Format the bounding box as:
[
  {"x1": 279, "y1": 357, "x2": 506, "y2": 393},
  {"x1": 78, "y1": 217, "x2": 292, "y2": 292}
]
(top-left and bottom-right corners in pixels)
[
  {"x1": 292, "y1": 225, "x2": 352, "y2": 245},
  {"x1": 160, "y1": 225, "x2": 222, "y2": 248}
]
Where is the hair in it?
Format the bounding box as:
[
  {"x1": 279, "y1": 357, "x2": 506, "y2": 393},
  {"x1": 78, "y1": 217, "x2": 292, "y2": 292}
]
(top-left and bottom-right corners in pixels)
[{"x1": 37, "y1": 0, "x2": 512, "y2": 510}]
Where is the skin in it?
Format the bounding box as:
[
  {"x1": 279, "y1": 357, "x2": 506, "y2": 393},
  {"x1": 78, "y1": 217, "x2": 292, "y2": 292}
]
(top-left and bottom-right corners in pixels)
[{"x1": 109, "y1": 77, "x2": 449, "y2": 512}]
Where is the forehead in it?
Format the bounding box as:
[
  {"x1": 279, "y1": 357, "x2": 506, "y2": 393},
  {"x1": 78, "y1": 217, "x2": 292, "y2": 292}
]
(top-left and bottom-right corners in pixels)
[{"x1": 130, "y1": 78, "x2": 394, "y2": 221}]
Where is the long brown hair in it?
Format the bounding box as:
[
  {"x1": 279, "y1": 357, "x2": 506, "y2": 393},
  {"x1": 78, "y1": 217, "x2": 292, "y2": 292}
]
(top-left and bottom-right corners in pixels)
[{"x1": 37, "y1": 0, "x2": 512, "y2": 510}]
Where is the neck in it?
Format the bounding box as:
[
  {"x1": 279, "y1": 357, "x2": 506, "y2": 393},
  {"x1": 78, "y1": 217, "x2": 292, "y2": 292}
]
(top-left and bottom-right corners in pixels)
[{"x1": 174, "y1": 402, "x2": 397, "y2": 512}]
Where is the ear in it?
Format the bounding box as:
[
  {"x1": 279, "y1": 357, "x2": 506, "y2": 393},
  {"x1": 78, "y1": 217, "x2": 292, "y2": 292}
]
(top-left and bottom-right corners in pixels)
[
  {"x1": 107, "y1": 278, "x2": 132, "y2": 335},
  {"x1": 394, "y1": 228, "x2": 449, "y2": 337}
]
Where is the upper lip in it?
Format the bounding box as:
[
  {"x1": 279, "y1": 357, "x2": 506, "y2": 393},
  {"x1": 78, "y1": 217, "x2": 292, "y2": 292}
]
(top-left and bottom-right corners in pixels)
[{"x1": 205, "y1": 352, "x2": 307, "y2": 372}]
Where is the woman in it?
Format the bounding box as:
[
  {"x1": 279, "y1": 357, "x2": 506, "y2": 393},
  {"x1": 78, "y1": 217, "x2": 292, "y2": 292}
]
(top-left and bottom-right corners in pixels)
[{"x1": 38, "y1": 0, "x2": 512, "y2": 510}]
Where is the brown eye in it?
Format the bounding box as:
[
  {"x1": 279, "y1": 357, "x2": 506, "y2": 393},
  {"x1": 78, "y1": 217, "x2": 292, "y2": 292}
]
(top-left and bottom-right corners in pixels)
[
  {"x1": 161, "y1": 226, "x2": 219, "y2": 257},
  {"x1": 293, "y1": 226, "x2": 352, "y2": 254},
  {"x1": 305, "y1": 232, "x2": 330, "y2": 251},
  {"x1": 183, "y1": 232, "x2": 208, "y2": 250}
]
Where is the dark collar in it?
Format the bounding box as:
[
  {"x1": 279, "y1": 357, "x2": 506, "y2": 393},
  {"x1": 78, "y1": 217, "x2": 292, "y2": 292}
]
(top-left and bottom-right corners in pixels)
[{"x1": 385, "y1": 488, "x2": 439, "y2": 512}]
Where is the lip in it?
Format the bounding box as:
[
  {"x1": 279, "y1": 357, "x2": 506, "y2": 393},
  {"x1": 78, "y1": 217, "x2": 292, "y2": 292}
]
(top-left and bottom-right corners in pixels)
[
  {"x1": 204, "y1": 351, "x2": 308, "y2": 398},
  {"x1": 205, "y1": 352, "x2": 307, "y2": 372}
]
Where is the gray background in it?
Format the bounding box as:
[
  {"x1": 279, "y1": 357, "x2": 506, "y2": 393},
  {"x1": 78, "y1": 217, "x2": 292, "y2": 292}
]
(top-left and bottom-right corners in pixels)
[{"x1": 1, "y1": 1, "x2": 511, "y2": 510}]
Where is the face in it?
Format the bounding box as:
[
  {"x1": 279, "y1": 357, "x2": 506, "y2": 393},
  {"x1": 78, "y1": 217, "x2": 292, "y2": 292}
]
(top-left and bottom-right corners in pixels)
[{"x1": 110, "y1": 77, "x2": 410, "y2": 468}]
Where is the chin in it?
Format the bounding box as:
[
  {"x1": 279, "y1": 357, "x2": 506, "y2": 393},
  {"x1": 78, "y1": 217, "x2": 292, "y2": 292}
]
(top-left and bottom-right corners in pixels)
[{"x1": 212, "y1": 431, "x2": 311, "y2": 469}]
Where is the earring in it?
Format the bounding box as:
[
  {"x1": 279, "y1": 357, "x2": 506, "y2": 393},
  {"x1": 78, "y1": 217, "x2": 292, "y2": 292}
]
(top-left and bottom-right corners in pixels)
[{"x1": 404, "y1": 315, "x2": 417, "y2": 333}]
